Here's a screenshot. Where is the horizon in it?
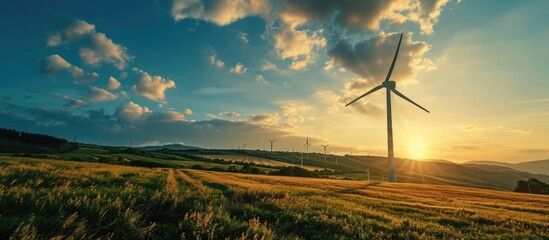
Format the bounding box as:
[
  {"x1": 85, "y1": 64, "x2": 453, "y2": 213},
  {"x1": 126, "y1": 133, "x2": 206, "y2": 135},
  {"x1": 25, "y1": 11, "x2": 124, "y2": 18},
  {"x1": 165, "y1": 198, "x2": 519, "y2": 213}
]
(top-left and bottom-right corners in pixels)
[{"x1": 1, "y1": 0, "x2": 548, "y2": 164}]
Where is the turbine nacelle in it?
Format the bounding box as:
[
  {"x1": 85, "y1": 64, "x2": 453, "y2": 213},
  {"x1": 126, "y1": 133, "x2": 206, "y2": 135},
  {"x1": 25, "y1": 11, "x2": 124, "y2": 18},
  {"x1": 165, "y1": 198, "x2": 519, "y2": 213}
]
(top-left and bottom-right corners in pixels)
[{"x1": 382, "y1": 81, "x2": 396, "y2": 90}]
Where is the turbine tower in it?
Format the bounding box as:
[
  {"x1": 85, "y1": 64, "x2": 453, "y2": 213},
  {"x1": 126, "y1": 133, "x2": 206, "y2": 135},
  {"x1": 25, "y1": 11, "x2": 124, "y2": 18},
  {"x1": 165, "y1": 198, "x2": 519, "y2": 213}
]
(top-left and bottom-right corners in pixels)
[
  {"x1": 268, "y1": 139, "x2": 277, "y2": 153},
  {"x1": 304, "y1": 136, "x2": 311, "y2": 159},
  {"x1": 345, "y1": 33, "x2": 430, "y2": 183},
  {"x1": 321, "y1": 144, "x2": 329, "y2": 161}
]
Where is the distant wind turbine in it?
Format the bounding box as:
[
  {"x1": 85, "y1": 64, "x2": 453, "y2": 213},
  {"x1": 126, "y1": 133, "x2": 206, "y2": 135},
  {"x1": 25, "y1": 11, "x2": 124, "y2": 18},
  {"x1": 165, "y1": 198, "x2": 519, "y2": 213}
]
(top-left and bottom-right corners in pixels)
[
  {"x1": 268, "y1": 139, "x2": 277, "y2": 153},
  {"x1": 346, "y1": 33, "x2": 430, "y2": 183},
  {"x1": 304, "y1": 136, "x2": 311, "y2": 159},
  {"x1": 321, "y1": 144, "x2": 329, "y2": 161}
]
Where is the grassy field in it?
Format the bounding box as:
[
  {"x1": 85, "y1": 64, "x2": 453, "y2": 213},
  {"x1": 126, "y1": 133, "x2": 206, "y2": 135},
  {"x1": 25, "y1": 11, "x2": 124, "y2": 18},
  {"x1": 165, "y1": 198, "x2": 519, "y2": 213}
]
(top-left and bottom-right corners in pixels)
[{"x1": 1, "y1": 157, "x2": 548, "y2": 239}]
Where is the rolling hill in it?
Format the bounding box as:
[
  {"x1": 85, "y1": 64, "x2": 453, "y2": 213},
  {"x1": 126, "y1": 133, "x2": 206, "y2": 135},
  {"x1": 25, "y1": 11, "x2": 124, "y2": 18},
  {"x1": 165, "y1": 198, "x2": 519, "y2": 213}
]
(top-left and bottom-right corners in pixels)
[
  {"x1": 465, "y1": 159, "x2": 549, "y2": 175},
  {"x1": 1, "y1": 157, "x2": 548, "y2": 239},
  {"x1": 137, "y1": 143, "x2": 202, "y2": 151}
]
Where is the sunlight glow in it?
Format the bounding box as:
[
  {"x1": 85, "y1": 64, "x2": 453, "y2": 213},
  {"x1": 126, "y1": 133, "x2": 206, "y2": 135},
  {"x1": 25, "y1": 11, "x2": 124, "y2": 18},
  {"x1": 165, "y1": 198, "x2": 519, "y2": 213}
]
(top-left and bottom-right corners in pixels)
[{"x1": 408, "y1": 139, "x2": 426, "y2": 160}]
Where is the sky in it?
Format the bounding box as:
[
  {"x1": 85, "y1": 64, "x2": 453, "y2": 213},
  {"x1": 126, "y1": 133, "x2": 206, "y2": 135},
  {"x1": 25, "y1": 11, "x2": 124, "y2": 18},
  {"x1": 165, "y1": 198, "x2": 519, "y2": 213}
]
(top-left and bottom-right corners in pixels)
[{"x1": 1, "y1": 0, "x2": 548, "y2": 163}]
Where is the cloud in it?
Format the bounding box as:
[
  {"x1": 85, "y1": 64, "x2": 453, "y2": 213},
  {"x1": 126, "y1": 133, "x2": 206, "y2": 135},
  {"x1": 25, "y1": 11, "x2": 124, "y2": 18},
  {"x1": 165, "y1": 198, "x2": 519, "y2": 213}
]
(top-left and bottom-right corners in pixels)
[
  {"x1": 171, "y1": 0, "x2": 271, "y2": 26},
  {"x1": 238, "y1": 32, "x2": 249, "y2": 43},
  {"x1": 88, "y1": 86, "x2": 118, "y2": 103},
  {"x1": 329, "y1": 32, "x2": 435, "y2": 85},
  {"x1": 70, "y1": 66, "x2": 100, "y2": 84},
  {"x1": 205, "y1": 113, "x2": 219, "y2": 119},
  {"x1": 255, "y1": 75, "x2": 269, "y2": 84},
  {"x1": 47, "y1": 17, "x2": 133, "y2": 70},
  {"x1": 107, "y1": 76, "x2": 121, "y2": 90},
  {"x1": 147, "y1": 111, "x2": 186, "y2": 123},
  {"x1": 206, "y1": 111, "x2": 241, "y2": 119},
  {"x1": 323, "y1": 59, "x2": 335, "y2": 71},
  {"x1": 194, "y1": 87, "x2": 242, "y2": 95},
  {"x1": 183, "y1": 108, "x2": 193, "y2": 115},
  {"x1": 42, "y1": 54, "x2": 99, "y2": 84},
  {"x1": 0, "y1": 103, "x2": 349, "y2": 151},
  {"x1": 132, "y1": 72, "x2": 176, "y2": 101},
  {"x1": 209, "y1": 54, "x2": 225, "y2": 68},
  {"x1": 278, "y1": 0, "x2": 453, "y2": 34},
  {"x1": 220, "y1": 112, "x2": 241, "y2": 117},
  {"x1": 116, "y1": 101, "x2": 152, "y2": 124},
  {"x1": 42, "y1": 54, "x2": 72, "y2": 76},
  {"x1": 245, "y1": 113, "x2": 280, "y2": 125},
  {"x1": 261, "y1": 61, "x2": 278, "y2": 71},
  {"x1": 51, "y1": 93, "x2": 88, "y2": 109},
  {"x1": 78, "y1": 32, "x2": 133, "y2": 70},
  {"x1": 230, "y1": 63, "x2": 247, "y2": 74},
  {"x1": 278, "y1": 100, "x2": 311, "y2": 123},
  {"x1": 47, "y1": 18, "x2": 95, "y2": 47},
  {"x1": 273, "y1": 24, "x2": 326, "y2": 70}
]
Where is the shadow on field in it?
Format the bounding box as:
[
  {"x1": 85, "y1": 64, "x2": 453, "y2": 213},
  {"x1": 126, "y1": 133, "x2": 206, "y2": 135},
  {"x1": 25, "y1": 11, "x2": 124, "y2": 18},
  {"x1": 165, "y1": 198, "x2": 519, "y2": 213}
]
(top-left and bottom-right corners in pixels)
[{"x1": 333, "y1": 182, "x2": 381, "y2": 194}]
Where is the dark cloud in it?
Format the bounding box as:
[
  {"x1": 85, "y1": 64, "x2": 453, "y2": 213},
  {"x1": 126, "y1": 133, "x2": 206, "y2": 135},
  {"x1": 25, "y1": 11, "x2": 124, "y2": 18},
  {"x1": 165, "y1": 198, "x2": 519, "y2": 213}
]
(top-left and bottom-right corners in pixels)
[{"x1": 329, "y1": 32, "x2": 434, "y2": 85}]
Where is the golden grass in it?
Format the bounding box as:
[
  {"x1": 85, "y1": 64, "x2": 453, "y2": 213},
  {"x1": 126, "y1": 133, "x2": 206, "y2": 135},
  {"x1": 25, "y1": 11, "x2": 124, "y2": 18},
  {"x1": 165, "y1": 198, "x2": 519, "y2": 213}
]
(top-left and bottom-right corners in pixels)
[{"x1": 2, "y1": 157, "x2": 549, "y2": 239}]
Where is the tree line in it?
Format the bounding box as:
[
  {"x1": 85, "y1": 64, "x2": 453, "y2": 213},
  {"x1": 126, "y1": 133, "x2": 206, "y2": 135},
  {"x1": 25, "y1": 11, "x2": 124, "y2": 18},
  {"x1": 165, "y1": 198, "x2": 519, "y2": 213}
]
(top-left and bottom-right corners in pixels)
[
  {"x1": 0, "y1": 127, "x2": 70, "y2": 149},
  {"x1": 514, "y1": 178, "x2": 549, "y2": 195}
]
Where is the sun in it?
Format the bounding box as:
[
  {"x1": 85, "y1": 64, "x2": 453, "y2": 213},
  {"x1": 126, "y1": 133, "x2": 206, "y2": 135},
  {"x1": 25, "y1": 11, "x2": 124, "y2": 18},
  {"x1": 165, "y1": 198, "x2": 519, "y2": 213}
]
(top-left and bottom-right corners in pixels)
[{"x1": 408, "y1": 139, "x2": 426, "y2": 160}]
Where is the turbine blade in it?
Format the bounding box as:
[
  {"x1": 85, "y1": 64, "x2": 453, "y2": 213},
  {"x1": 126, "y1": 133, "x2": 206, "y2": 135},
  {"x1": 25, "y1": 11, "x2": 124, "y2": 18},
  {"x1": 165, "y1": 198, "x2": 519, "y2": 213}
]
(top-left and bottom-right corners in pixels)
[
  {"x1": 391, "y1": 89, "x2": 430, "y2": 113},
  {"x1": 345, "y1": 85, "x2": 384, "y2": 107},
  {"x1": 384, "y1": 33, "x2": 404, "y2": 82}
]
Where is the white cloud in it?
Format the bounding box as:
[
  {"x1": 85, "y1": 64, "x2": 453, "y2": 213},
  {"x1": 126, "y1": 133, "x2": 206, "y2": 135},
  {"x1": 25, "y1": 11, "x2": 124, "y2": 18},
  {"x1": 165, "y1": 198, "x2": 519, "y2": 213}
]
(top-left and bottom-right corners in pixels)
[
  {"x1": 230, "y1": 63, "x2": 247, "y2": 74},
  {"x1": 205, "y1": 113, "x2": 219, "y2": 119},
  {"x1": 245, "y1": 113, "x2": 280, "y2": 126},
  {"x1": 238, "y1": 32, "x2": 249, "y2": 43},
  {"x1": 220, "y1": 112, "x2": 241, "y2": 117},
  {"x1": 78, "y1": 32, "x2": 133, "y2": 70},
  {"x1": 278, "y1": 100, "x2": 311, "y2": 123},
  {"x1": 107, "y1": 76, "x2": 121, "y2": 90},
  {"x1": 132, "y1": 72, "x2": 176, "y2": 101},
  {"x1": 273, "y1": 23, "x2": 326, "y2": 70},
  {"x1": 171, "y1": 0, "x2": 271, "y2": 26},
  {"x1": 42, "y1": 54, "x2": 99, "y2": 84},
  {"x1": 47, "y1": 17, "x2": 133, "y2": 70},
  {"x1": 209, "y1": 54, "x2": 225, "y2": 68},
  {"x1": 119, "y1": 90, "x2": 129, "y2": 98},
  {"x1": 148, "y1": 111, "x2": 186, "y2": 122},
  {"x1": 323, "y1": 59, "x2": 335, "y2": 71},
  {"x1": 261, "y1": 61, "x2": 278, "y2": 71},
  {"x1": 70, "y1": 66, "x2": 99, "y2": 84},
  {"x1": 255, "y1": 75, "x2": 269, "y2": 84},
  {"x1": 183, "y1": 108, "x2": 193, "y2": 115},
  {"x1": 47, "y1": 18, "x2": 95, "y2": 47},
  {"x1": 116, "y1": 101, "x2": 152, "y2": 123},
  {"x1": 88, "y1": 86, "x2": 118, "y2": 103},
  {"x1": 42, "y1": 54, "x2": 72, "y2": 77}
]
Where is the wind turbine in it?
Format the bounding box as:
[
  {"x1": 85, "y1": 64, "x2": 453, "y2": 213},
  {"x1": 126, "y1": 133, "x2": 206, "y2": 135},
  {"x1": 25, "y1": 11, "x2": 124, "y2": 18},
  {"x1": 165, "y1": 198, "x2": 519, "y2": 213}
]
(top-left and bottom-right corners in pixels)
[
  {"x1": 321, "y1": 144, "x2": 329, "y2": 161},
  {"x1": 268, "y1": 139, "x2": 277, "y2": 153},
  {"x1": 345, "y1": 33, "x2": 430, "y2": 183},
  {"x1": 304, "y1": 136, "x2": 311, "y2": 159}
]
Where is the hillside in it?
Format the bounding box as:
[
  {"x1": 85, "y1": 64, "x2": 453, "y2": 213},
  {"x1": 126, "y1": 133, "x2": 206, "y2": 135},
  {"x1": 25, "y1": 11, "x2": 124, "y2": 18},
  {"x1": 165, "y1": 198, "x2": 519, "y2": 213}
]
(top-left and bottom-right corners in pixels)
[
  {"x1": 2, "y1": 144, "x2": 547, "y2": 191},
  {"x1": 137, "y1": 143, "x2": 202, "y2": 151},
  {"x1": 1, "y1": 157, "x2": 548, "y2": 239},
  {"x1": 465, "y1": 159, "x2": 549, "y2": 175}
]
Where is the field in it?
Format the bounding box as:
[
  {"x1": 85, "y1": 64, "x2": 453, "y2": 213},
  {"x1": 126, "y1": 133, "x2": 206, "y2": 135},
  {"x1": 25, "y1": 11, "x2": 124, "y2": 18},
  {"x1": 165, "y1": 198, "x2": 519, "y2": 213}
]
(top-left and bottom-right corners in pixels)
[{"x1": 2, "y1": 157, "x2": 549, "y2": 239}]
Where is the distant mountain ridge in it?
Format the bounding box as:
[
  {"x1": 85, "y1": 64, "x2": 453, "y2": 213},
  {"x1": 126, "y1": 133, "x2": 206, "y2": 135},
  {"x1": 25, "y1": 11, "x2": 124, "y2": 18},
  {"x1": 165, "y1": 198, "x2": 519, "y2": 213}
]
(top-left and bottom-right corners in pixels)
[
  {"x1": 464, "y1": 159, "x2": 549, "y2": 176},
  {"x1": 137, "y1": 144, "x2": 202, "y2": 151}
]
